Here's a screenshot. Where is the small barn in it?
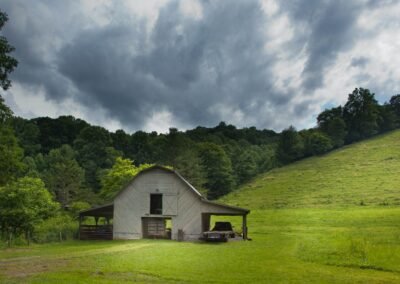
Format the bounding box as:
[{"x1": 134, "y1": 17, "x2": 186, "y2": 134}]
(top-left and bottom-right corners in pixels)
[{"x1": 79, "y1": 165, "x2": 250, "y2": 241}]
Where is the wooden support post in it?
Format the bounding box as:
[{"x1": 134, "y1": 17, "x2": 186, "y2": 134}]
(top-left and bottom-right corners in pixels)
[
  {"x1": 201, "y1": 213, "x2": 211, "y2": 232},
  {"x1": 95, "y1": 216, "x2": 99, "y2": 226},
  {"x1": 242, "y1": 214, "x2": 248, "y2": 240}
]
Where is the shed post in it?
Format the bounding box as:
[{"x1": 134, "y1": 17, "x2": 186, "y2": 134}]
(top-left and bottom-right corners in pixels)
[
  {"x1": 202, "y1": 213, "x2": 211, "y2": 232},
  {"x1": 242, "y1": 214, "x2": 248, "y2": 240}
]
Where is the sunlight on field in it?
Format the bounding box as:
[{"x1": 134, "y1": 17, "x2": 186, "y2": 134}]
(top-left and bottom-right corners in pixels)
[
  {"x1": 221, "y1": 130, "x2": 400, "y2": 209},
  {"x1": 1, "y1": 208, "x2": 400, "y2": 283}
]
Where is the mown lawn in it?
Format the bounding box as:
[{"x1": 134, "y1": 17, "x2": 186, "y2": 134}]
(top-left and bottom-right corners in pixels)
[{"x1": 1, "y1": 207, "x2": 400, "y2": 283}]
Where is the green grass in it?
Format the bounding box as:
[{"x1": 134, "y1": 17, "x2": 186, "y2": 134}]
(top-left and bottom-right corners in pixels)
[
  {"x1": 2, "y1": 131, "x2": 400, "y2": 283},
  {"x1": 221, "y1": 130, "x2": 400, "y2": 209},
  {"x1": 1, "y1": 208, "x2": 400, "y2": 283}
]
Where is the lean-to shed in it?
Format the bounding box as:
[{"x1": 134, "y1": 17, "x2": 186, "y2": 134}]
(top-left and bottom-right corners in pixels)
[{"x1": 79, "y1": 165, "x2": 250, "y2": 241}]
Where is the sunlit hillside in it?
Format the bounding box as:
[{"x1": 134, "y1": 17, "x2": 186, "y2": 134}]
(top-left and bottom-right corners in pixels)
[{"x1": 221, "y1": 130, "x2": 400, "y2": 209}]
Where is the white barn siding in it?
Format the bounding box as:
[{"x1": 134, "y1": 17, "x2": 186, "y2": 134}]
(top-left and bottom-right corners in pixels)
[
  {"x1": 113, "y1": 169, "x2": 202, "y2": 240},
  {"x1": 112, "y1": 167, "x2": 248, "y2": 241}
]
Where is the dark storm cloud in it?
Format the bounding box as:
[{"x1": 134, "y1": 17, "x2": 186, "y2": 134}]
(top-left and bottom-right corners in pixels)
[
  {"x1": 2, "y1": 0, "x2": 399, "y2": 132},
  {"x1": 281, "y1": 0, "x2": 362, "y2": 91},
  {"x1": 57, "y1": 0, "x2": 287, "y2": 129},
  {"x1": 1, "y1": 1, "x2": 82, "y2": 100}
]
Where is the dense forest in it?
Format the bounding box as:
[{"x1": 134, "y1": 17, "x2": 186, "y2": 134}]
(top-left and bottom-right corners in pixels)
[
  {"x1": 3, "y1": 87, "x2": 400, "y2": 204},
  {"x1": 1, "y1": 9, "x2": 400, "y2": 245}
]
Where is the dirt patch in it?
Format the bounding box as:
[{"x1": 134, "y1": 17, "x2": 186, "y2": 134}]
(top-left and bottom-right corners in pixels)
[
  {"x1": 0, "y1": 243, "x2": 154, "y2": 280},
  {"x1": 0, "y1": 258, "x2": 71, "y2": 279}
]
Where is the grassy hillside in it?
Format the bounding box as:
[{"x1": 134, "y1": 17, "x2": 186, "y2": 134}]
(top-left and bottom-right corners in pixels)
[
  {"x1": 1, "y1": 131, "x2": 400, "y2": 283},
  {"x1": 221, "y1": 130, "x2": 400, "y2": 209}
]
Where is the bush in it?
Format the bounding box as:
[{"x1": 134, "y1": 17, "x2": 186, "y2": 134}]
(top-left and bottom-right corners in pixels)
[
  {"x1": 33, "y1": 214, "x2": 78, "y2": 243},
  {"x1": 303, "y1": 131, "x2": 333, "y2": 156}
]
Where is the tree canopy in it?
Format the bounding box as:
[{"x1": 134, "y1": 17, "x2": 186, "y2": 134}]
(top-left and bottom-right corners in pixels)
[
  {"x1": 42, "y1": 145, "x2": 85, "y2": 207},
  {"x1": 199, "y1": 143, "x2": 235, "y2": 199},
  {"x1": 0, "y1": 177, "x2": 58, "y2": 242},
  {"x1": 0, "y1": 10, "x2": 18, "y2": 91},
  {"x1": 277, "y1": 126, "x2": 304, "y2": 164},
  {"x1": 343, "y1": 88, "x2": 380, "y2": 142},
  {"x1": 100, "y1": 157, "x2": 152, "y2": 201}
]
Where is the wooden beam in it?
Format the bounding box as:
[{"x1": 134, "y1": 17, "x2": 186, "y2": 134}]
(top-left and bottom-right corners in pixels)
[{"x1": 202, "y1": 213, "x2": 211, "y2": 232}]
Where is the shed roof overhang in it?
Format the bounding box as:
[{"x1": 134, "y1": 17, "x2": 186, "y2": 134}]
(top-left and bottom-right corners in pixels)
[
  {"x1": 201, "y1": 199, "x2": 250, "y2": 216},
  {"x1": 79, "y1": 203, "x2": 114, "y2": 218}
]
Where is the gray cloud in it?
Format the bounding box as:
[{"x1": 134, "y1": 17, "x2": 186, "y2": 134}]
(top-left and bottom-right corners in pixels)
[
  {"x1": 57, "y1": 0, "x2": 287, "y2": 129},
  {"x1": 2, "y1": 0, "x2": 400, "y2": 132},
  {"x1": 282, "y1": 0, "x2": 362, "y2": 91},
  {"x1": 351, "y1": 57, "x2": 369, "y2": 68}
]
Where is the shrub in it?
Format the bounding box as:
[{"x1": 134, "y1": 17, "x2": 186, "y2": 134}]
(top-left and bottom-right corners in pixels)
[{"x1": 33, "y1": 213, "x2": 78, "y2": 243}]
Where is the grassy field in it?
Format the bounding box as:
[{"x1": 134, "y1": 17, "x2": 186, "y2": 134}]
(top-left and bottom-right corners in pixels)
[
  {"x1": 1, "y1": 130, "x2": 400, "y2": 283},
  {"x1": 221, "y1": 130, "x2": 400, "y2": 209}
]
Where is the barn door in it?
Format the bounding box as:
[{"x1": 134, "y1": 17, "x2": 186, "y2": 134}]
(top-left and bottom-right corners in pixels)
[
  {"x1": 163, "y1": 194, "x2": 177, "y2": 215},
  {"x1": 142, "y1": 218, "x2": 166, "y2": 238}
]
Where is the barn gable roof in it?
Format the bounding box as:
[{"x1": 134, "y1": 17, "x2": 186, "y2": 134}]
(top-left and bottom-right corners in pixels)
[
  {"x1": 113, "y1": 165, "x2": 203, "y2": 200},
  {"x1": 82, "y1": 165, "x2": 249, "y2": 217},
  {"x1": 123, "y1": 165, "x2": 249, "y2": 214}
]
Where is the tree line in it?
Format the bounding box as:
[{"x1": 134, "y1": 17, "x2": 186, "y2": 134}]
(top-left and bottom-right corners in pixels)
[{"x1": 278, "y1": 88, "x2": 400, "y2": 164}]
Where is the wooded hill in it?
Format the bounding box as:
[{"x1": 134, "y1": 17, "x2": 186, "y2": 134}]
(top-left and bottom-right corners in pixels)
[{"x1": 1, "y1": 88, "x2": 400, "y2": 209}]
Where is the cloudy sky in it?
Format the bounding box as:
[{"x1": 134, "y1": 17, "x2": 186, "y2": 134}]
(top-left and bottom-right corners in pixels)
[{"x1": 1, "y1": 0, "x2": 400, "y2": 133}]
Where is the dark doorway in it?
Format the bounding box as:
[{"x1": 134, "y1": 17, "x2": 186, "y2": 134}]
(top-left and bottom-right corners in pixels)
[
  {"x1": 150, "y1": 194, "x2": 163, "y2": 215},
  {"x1": 142, "y1": 217, "x2": 171, "y2": 239}
]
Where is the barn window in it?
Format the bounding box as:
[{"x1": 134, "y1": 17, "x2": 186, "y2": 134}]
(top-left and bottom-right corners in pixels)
[{"x1": 150, "y1": 194, "x2": 163, "y2": 215}]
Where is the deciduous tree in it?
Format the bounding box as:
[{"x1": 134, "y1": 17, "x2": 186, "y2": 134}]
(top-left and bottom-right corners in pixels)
[
  {"x1": 174, "y1": 149, "x2": 207, "y2": 194},
  {"x1": 0, "y1": 177, "x2": 58, "y2": 245},
  {"x1": 343, "y1": 88, "x2": 379, "y2": 142},
  {"x1": 42, "y1": 145, "x2": 85, "y2": 207},
  {"x1": 389, "y1": 94, "x2": 400, "y2": 123},
  {"x1": 0, "y1": 98, "x2": 24, "y2": 185},
  {"x1": 277, "y1": 126, "x2": 304, "y2": 164},
  {"x1": 74, "y1": 126, "x2": 118, "y2": 192},
  {"x1": 0, "y1": 10, "x2": 18, "y2": 90},
  {"x1": 317, "y1": 106, "x2": 347, "y2": 147},
  {"x1": 199, "y1": 143, "x2": 235, "y2": 199},
  {"x1": 100, "y1": 157, "x2": 152, "y2": 200},
  {"x1": 303, "y1": 131, "x2": 333, "y2": 156}
]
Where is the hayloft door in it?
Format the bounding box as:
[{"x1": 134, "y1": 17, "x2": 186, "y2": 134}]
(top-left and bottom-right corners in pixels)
[{"x1": 163, "y1": 194, "x2": 177, "y2": 215}]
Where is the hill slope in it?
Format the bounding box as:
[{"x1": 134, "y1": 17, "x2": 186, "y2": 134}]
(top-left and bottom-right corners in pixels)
[{"x1": 221, "y1": 130, "x2": 400, "y2": 209}]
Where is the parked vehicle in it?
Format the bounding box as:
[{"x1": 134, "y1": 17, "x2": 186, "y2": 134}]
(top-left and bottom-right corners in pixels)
[{"x1": 203, "y1": 222, "x2": 235, "y2": 242}]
